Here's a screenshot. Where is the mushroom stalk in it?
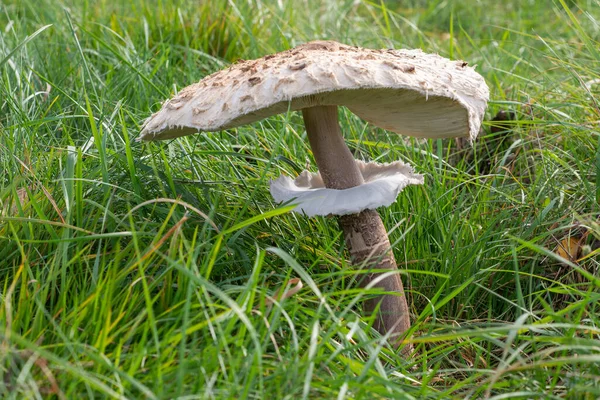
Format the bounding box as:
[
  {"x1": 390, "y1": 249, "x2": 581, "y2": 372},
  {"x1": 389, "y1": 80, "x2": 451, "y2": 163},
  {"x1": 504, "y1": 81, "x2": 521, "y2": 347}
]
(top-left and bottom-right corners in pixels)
[
  {"x1": 302, "y1": 106, "x2": 364, "y2": 189},
  {"x1": 302, "y1": 105, "x2": 411, "y2": 346}
]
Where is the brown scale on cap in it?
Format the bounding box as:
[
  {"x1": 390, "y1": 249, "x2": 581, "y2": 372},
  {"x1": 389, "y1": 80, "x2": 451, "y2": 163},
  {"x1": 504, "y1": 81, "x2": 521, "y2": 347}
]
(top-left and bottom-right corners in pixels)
[
  {"x1": 288, "y1": 61, "x2": 307, "y2": 71},
  {"x1": 248, "y1": 76, "x2": 261, "y2": 86},
  {"x1": 295, "y1": 40, "x2": 343, "y2": 52}
]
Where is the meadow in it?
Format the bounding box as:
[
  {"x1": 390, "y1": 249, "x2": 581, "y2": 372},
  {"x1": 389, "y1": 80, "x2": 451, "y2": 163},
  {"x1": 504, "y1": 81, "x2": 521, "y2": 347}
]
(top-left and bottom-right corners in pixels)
[{"x1": 1, "y1": 0, "x2": 599, "y2": 398}]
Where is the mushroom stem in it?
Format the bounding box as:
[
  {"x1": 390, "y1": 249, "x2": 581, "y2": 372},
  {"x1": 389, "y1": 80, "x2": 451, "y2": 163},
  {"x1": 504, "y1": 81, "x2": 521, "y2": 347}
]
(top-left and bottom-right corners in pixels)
[
  {"x1": 302, "y1": 105, "x2": 411, "y2": 349},
  {"x1": 302, "y1": 106, "x2": 364, "y2": 189},
  {"x1": 338, "y1": 210, "x2": 411, "y2": 345}
]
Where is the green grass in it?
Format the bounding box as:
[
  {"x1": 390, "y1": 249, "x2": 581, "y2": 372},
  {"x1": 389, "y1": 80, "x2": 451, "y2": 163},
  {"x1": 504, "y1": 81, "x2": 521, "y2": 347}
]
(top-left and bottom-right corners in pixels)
[{"x1": 1, "y1": 0, "x2": 599, "y2": 398}]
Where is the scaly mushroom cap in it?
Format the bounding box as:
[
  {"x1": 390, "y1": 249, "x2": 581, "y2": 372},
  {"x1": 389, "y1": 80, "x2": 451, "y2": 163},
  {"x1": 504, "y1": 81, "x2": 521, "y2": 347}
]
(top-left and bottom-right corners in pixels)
[{"x1": 139, "y1": 40, "x2": 489, "y2": 142}]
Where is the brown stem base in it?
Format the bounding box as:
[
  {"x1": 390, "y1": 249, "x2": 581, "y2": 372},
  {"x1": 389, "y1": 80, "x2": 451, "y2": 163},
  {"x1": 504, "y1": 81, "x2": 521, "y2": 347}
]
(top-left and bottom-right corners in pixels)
[{"x1": 339, "y1": 209, "x2": 411, "y2": 349}]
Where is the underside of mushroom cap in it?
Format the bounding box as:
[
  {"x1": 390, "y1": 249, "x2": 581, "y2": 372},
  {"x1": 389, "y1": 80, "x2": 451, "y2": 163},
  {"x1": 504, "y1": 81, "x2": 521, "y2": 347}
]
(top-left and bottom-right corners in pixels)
[
  {"x1": 269, "y1": 160, "x2": 424, "y2": 217},
  {"x1": 140, "y1": 40, "x2": 489, "y2": 142}
]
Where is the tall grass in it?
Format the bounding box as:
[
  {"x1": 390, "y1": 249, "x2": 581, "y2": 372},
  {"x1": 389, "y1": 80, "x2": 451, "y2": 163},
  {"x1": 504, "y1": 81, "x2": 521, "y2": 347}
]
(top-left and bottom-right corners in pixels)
[{"x1": 1, "y1": 0, "x2": 599, "y2": 398}]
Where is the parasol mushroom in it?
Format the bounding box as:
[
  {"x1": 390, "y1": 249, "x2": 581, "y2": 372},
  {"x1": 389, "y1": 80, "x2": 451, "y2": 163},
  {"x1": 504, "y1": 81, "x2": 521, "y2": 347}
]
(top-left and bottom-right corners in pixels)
[{"x1": 139, "y1": 40, "x2": 489, "y2": 351}]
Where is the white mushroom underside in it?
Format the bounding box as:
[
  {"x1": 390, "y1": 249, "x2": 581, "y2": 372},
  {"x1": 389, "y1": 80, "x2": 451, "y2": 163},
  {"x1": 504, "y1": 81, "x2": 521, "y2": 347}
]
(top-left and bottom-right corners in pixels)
[{"x1": 270, "y1": 160, "x2": 424, "y2": 217}]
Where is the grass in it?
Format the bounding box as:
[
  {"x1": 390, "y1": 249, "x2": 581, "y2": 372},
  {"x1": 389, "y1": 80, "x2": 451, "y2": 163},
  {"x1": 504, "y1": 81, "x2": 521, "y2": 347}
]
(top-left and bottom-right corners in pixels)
[{"x1": 1, "y1": 0, "x2": 599, "y2": 398}]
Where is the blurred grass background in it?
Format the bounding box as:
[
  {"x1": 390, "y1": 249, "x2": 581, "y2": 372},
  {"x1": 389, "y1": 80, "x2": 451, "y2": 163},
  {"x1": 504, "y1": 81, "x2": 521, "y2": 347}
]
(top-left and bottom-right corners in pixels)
[{"x1": 1, "y1": 0, "x2": 599, "y2": 398}]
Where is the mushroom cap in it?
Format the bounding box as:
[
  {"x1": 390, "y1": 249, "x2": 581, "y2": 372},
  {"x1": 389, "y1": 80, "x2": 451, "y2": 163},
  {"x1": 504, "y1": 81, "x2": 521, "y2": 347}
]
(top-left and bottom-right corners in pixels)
[
  {"x1": 139, "y1": 41, "x2": 489, "y2": 140},
  {"x1": 140, "y1": 40, "x2": 489, "y2": 142},
  {"x1": 269, "y1": 160, "x2": 424, "y2": 217}
]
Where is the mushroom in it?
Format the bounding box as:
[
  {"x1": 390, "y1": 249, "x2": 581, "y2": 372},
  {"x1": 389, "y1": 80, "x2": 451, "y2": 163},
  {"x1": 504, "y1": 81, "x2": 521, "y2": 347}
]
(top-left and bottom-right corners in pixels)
[{"x1": 139, "y1": 40, "x2": 489, "y2": 351}]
